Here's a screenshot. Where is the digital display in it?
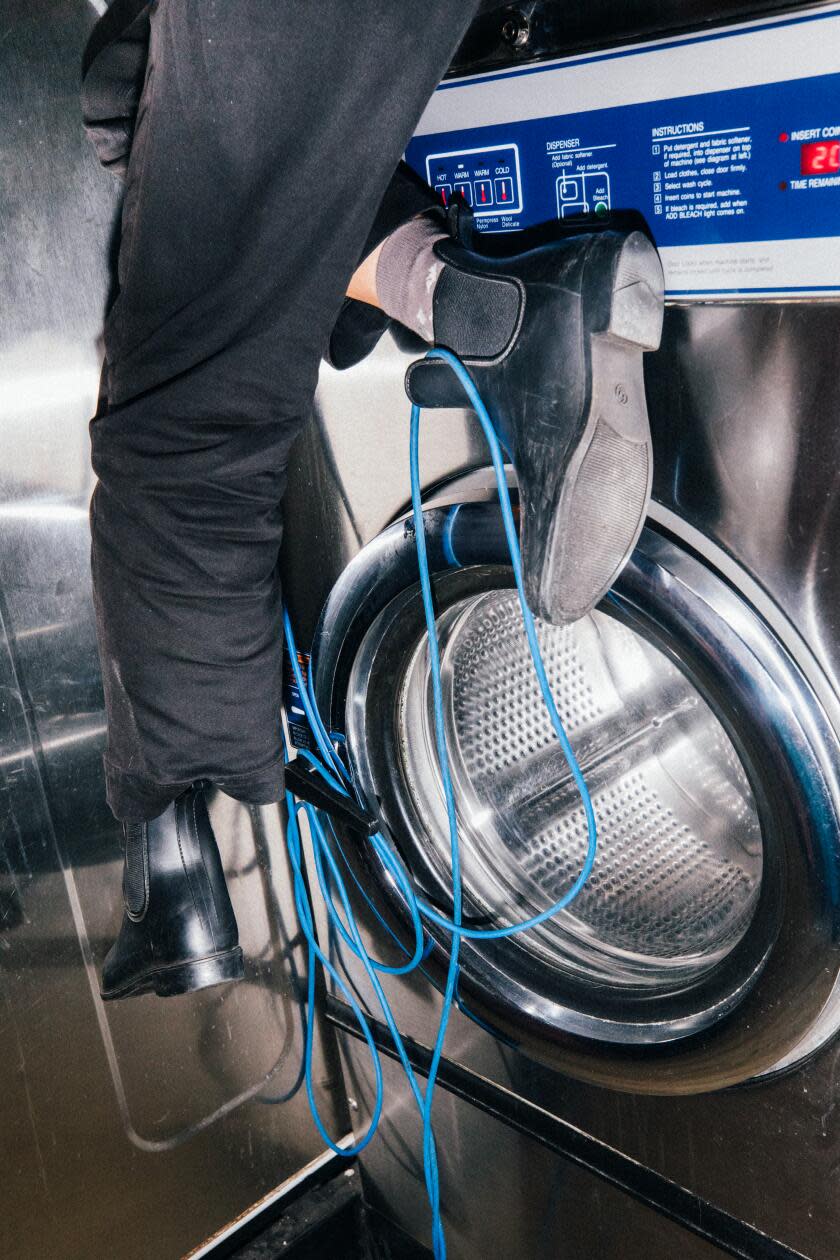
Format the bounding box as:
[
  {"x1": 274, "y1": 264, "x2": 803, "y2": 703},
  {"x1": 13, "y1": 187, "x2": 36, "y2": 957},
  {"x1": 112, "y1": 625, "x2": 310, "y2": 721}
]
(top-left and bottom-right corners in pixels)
[{"x1": 800, "y1": 140, "x2": 840, "y2": 175}]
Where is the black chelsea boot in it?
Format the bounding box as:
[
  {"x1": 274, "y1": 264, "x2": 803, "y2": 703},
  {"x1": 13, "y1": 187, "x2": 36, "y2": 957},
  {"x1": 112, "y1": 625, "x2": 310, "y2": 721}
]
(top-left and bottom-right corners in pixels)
[
  {"x1": 101, "y1": 783, "x2": 244, "y2": 1000},
  {"x1": 405, "y1": 228, "x2": 664, "y2": 625}
]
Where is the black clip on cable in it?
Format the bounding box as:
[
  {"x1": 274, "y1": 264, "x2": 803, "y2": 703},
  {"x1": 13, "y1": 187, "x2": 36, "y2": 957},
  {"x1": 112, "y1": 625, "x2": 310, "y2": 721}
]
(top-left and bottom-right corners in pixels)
[
  {"x1": 445, "y1": 192, "x2": 474, "y2": 249},
  {"x1": 285, "y1": 757, "x2": 379, "y2": 838}
]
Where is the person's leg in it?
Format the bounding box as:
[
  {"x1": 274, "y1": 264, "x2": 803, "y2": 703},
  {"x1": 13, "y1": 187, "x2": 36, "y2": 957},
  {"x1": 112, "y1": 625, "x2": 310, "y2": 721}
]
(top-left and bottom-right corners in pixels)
[
  {"x1": 84, "y1": 0, "x2": 479, "y2": 998},
  {"x1": 88, "y1": 0, "x2": 479, "y2": 824}
]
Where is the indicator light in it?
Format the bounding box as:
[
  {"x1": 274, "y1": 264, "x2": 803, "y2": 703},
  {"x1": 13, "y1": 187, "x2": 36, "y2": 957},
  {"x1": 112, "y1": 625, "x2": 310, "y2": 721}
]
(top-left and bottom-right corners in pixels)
[
  {"x1": 494, "y1": 176, "x2": 514, "y2": 204},
  {"x1": 474, "y1": 179, "x2": 493, "y2": 206}
]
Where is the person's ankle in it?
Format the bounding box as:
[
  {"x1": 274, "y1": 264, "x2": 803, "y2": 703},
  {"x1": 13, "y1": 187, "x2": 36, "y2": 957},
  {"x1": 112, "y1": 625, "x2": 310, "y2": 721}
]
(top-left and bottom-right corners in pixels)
[{"x1": 345, "y1": 238, "x2": 385, "y2": 309}]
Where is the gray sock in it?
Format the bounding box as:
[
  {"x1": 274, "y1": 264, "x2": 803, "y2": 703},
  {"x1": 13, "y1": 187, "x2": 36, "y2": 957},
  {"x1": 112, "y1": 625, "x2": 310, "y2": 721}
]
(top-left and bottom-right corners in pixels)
[{"x1": 375, "y1": 214, "x2": 448, "y2": 342}]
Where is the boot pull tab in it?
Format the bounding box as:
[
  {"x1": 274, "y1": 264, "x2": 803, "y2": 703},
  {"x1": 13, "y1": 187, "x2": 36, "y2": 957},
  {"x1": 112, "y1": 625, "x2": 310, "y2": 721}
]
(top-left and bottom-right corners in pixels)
[{"x1": 445, "y1": 193, "x2": 475, "y2": 250}]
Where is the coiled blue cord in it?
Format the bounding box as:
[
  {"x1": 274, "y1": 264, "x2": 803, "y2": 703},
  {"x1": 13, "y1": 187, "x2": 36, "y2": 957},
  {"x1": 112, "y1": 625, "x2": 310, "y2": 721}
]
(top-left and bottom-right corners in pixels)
[{"x1": 282, "y1": 349, "x2": 598, "y2": 1258}]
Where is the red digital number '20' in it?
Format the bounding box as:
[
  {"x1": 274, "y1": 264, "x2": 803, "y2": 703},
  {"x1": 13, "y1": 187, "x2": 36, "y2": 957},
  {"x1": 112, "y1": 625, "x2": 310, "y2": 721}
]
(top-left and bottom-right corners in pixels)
[{"x1": 801, "y1": 141, "x2": 840, "y2": 175}]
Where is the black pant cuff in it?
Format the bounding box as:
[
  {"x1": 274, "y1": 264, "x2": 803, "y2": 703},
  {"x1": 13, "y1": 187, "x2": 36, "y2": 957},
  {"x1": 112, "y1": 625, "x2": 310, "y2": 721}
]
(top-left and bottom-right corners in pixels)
[{"x1": 104, "y1": 758, "x2": 286, "y2": 822}]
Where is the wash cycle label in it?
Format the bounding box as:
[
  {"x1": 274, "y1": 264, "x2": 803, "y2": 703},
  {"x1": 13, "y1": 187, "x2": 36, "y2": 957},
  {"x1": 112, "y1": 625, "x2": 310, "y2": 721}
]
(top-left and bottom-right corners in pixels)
[{"x1": 407, "y1": 4, "x2": 840, "y2": 299}]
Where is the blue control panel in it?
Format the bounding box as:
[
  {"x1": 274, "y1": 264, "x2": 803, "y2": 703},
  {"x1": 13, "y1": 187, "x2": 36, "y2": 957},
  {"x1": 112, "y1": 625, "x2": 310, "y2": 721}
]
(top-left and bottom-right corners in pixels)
[{"x1": 406, "y1": 6, "x2": 840, "y2": 298}]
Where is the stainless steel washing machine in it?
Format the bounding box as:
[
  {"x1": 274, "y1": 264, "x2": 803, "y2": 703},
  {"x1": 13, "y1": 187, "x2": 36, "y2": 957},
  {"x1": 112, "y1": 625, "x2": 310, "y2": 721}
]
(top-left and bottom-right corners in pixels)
[{"x1": 281, "y1": 4, "x2": 840, "y2": 1256}]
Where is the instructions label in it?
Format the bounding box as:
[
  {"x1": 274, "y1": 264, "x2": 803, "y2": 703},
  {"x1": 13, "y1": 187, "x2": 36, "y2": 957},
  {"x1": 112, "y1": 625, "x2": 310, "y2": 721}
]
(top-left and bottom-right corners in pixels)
[{"x1": 657, "y1": 127, "x2": 752, "y2": 222}]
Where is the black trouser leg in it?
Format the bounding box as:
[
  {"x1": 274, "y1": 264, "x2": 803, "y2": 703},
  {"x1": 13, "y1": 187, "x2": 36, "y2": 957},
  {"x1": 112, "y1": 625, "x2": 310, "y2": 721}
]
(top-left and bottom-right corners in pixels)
[{"x1": 87, "y1": 0, "x2": 477, "y2": 820}]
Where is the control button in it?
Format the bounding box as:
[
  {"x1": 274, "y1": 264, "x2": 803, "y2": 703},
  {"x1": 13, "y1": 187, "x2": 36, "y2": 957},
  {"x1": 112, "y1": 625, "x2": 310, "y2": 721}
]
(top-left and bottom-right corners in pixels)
[
  {"x1": 494, "y1": 177, "x2": 514, "y2": 205},
  {"x1": 474, "y1": 179, "x2": 494, "y2": 207},
  {"x1": 425, "y1": 144, "x2": 523, "y2": 216}
]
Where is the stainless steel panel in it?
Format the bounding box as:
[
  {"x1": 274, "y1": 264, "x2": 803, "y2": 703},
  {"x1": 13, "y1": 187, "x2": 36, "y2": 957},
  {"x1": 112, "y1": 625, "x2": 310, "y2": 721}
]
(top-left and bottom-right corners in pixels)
[
  {"x1": 334, "y1": 963, "x2": 840, "y2": 1259},
  {"x1": 475, "y1": 1029, "x2": 840, "y2": 1260},
  {"x1": 277, "y1": 11, "x2": 840, "y2": 1256},
  {"x1": 0, "y1": 5, "x2": 346, "y2": 1257},
  {"x1": 646, "y1": 303, "x2": 840, "y2": 695},
  {"x1": 341, "y1": 1036, "x2": 728, "y2": 1260}
]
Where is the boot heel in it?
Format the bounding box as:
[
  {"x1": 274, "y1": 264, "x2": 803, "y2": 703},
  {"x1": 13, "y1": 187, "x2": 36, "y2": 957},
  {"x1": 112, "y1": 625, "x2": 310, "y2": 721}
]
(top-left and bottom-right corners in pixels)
[
  {"x1": 153, "y1": 946, "x2": 244, "y2": 997},
  {"x1": 607, "y1": 230, "x2": 665, "y2": 352}
]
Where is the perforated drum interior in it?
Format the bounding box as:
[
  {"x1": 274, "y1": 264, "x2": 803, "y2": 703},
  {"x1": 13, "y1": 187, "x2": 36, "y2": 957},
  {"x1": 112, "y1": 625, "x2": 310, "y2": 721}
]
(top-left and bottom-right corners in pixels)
[{"x1": 400, "y1": 590, "x2": 763, "y2": 990}]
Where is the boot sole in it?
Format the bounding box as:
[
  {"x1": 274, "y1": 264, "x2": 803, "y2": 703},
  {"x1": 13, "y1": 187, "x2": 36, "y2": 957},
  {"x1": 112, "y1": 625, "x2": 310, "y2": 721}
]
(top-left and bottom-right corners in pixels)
[
  {"x1": 100, "y1": 945, "x2": 244, "y2": 1001},
  {"x1": 534, "y1": 231, "x2": 664, "y2": 623}
]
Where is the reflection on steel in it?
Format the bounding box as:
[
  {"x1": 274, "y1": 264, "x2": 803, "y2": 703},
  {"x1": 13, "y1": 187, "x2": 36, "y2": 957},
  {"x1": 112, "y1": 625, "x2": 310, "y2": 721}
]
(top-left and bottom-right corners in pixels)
[
  {"x1": 1, "y1": 5, "x2": 345, "y2": 1258},
  {"x1": 331, "y1": 997, "x2": 804, "y2": 1260},
  {"x1": 646, "y1": 304, "x2": 840, "y2": 701}
]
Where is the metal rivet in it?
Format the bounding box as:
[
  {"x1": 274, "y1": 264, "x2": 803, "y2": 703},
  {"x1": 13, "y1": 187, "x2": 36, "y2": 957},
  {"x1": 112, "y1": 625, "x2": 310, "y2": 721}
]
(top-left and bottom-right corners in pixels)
[{"x1": 501, "y1": 11, "x2": 531, "y2": 48}]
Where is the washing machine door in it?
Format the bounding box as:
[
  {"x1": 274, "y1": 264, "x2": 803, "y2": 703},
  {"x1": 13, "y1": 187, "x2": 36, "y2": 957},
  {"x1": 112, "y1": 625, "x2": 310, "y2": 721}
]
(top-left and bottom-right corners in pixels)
[{"x1": 311, "y1": 503, "x2": 840, "y2": 1094}]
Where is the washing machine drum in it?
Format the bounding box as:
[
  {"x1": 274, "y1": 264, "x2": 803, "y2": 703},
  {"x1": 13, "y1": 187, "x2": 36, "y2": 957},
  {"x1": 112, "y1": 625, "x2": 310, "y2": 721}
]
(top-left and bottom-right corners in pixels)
[
  {"x1": 400, "y1": 589, "x2": 762, "y2": 991},
  {"x1": 314, "y1": 508, "x2": 840, "y2": 1094}
]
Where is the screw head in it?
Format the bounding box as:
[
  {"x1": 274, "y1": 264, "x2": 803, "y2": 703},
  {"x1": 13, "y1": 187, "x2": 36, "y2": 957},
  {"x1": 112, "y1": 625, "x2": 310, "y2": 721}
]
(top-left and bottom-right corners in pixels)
[{"x1": 501, "y1": 11, "x2": 531, "y2": 48}]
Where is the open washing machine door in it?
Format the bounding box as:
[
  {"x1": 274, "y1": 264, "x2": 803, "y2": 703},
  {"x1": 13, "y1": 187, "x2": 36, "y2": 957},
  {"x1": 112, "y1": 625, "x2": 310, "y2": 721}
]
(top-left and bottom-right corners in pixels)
[{"x1": 309, "y1": 498, "x2": 840, "y2": 1095}]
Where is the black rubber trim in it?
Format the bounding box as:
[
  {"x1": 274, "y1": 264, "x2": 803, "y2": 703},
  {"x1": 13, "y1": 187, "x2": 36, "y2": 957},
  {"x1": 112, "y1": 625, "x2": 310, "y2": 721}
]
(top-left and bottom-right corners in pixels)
[
  {"x1": 447, "y1": 2, "x2": 822, "y2": 82},
  {"x1": 199, "y1": 1155, "x2": 358, "y2": 1259},
  {"x1": 326, "y1": 995, "x2": 808, "y2": 1260}
]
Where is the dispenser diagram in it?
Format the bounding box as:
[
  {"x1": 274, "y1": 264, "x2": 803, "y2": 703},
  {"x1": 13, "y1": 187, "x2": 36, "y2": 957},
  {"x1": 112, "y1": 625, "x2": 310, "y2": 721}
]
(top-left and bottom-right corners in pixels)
[
  {"x1": 556, "y1": 170, "x2": 612, "y2": 218},
  {"x1": 547, "y1": 137, "x2": 616, "y2": 220}
]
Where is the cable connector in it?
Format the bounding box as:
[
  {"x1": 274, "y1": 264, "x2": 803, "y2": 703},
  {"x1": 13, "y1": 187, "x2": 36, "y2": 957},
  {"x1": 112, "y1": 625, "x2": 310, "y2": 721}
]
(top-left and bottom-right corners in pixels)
[{"x1": 285, "y1": 757, "x2": 379, "y2": 838}]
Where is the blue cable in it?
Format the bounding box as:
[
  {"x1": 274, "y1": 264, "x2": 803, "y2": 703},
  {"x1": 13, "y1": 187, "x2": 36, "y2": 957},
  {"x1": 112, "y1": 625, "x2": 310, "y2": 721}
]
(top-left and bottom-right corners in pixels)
[
  {"x1": 303, "y1": 797, "x2": 449, "y2": 1252},
  {"x1": 285, "y1": 614, "x2": 345, "y2": 779},
  {"x1": 324, "y1": 810, "x2": 435, "y2": 968},
  {"x1": 283, "y1": 787, "x2": 384, "y2": 1156},
  {"x1": 282, "y1": 348, "x2": 599, "y2": 1259},
  {"x1": 408, "y1": 359, "x2": 463, "y2": 1235},
  {"x1": 410, "y1": 349, "x2": 598, "y2": 930},
  {"x1": 294, "y1": 748, "x2": 426, "y2": 976}
]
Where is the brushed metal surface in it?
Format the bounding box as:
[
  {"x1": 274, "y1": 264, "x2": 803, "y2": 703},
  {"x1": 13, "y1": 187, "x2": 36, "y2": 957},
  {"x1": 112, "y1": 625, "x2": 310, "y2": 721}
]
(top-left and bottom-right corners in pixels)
[
  {"x1": 646, "y1": 303, "x2": 840, "y2": 699},
  {"x1": 341, "y1": 1038, "x2": 730, "y2": 1260},
  {"x1": 283, "y1": 305, "x2": 840, "y2": 1252},
  {"x1": 275, "y1": 4, "x2": 840, "y2": 1255},
  {"x1": 0, "y1": 5, "x2": 345, "y2": 1258}
]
